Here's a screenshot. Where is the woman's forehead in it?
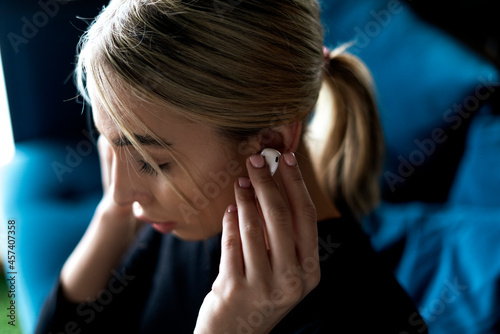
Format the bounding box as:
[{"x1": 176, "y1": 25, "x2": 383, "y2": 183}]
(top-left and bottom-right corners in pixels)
[{"x1": 90, "y1": 85, "x2": 216, "y2": 150}]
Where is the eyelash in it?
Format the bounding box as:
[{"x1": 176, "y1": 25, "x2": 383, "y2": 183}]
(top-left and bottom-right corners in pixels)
[{"x1": 139, "y1": 160, "x2": 170, "y2": 176}]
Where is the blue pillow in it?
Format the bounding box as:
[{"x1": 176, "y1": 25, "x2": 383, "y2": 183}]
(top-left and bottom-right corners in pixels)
[
  {"x1": 0, "y1": 140, "x2": 101, "y2": 333},
  {"x1": 449, "y1": 109, "x2": 500, "y2": 207},
  {"x1": 365, "y1": 203, "x2": 500, "y2": 333},
  {"x1": 320, "y1": 0, "x2": 499, "y2": 200}
]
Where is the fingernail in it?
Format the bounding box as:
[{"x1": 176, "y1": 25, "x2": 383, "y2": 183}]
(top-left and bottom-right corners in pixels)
[
  {"x1": 238, "y1": 177, "x2": 251, "y2": 188},
  {"x1": 283, "y1": 152, "x2": 297, "y2": 166},
  {"x1": 227, "y1": 204, "x2": 237, "y2": 213},
  {"x1": 132, "y1": 201, "x2": 143, "y2": 216},
  {"x1": 249, "y1": 154, "x2": 265, "y2": 168}
]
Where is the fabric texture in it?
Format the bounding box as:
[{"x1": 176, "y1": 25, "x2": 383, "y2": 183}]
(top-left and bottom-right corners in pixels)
[{"x1": 35, "y1": 215, "x2": 427, "y2": 334}]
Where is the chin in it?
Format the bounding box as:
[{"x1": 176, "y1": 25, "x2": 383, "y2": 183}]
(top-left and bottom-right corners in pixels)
[{"x1": 170, "y1": 226, "x2": 221, "y2": 241}]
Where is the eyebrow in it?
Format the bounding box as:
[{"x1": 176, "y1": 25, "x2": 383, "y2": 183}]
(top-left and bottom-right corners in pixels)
[
  {"x1": 93, "y1": 125, "x2": 171, "y2": 148},
  {"x1": 112, "y1": 134, "x2": 172, "y2": 148}
]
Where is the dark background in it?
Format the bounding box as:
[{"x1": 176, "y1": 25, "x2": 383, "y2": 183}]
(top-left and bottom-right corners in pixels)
[
  {"x1": 407, "y1": 0, "x2": 500, "y2": 69},
  {"x1": 408, "y1": 0, "x2": 500, "y2": 114},
  {"x1": 1, "y1": 1, "x2": 499, "y2": 333},
  {"x1": 1, "y1": 0, "x2": 499, "y2": 143},
  {"x1": 0, "y1": 0, "x2": 109, "y2": 143}
]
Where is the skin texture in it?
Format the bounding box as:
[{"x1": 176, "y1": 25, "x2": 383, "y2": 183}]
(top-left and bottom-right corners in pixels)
[
  {"x1": 61, "y1": 81, "x2": 339, "y2": 332},
  {"x1": 194, "y1": 153, "x2": 321, "y2": 333},
  {"x1": 91, "y1": 92, "x2": 250, "y2": 240}
]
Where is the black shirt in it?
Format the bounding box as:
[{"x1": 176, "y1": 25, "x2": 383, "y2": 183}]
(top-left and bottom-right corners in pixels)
[{"x1": 36, "y1": 214, "x2": 428, "y2": 333}]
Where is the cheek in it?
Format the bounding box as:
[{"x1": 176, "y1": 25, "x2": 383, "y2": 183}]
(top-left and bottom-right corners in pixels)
[
  {"x1": 193, "y1": 158, "x2": 244, "y2": 208},
  {"x1": 148, "y1": 149, "x2": 247, "y2": 230},
  {"x1": 149, "y1": 178, "x2": 183, "y2": 212},
  {"x1": 185, "y1": 157, "x2": 246, "y2": 218}
]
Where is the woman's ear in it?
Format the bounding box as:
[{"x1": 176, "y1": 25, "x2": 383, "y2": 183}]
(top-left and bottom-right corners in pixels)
[
  {"x1": 259, "y1": 121, "x2": 302, "y2": 153},
  {"x1": 282, "y1": 121, "x2": 302, "y2": 153}
]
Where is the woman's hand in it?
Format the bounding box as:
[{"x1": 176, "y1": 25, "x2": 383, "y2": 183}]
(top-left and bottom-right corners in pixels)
[
  {"x1": 95, "y1": 134, "x2": 142, "y2": 228},
  {"x1": 88, "y1": 134, "x2": 143, "y2": 241},
  {"x1": 60, "y1": 135, "x2": 142, "y2": 302},
  {"x1": 195, "y1": 152, "x2": 319, "y2": 334}
]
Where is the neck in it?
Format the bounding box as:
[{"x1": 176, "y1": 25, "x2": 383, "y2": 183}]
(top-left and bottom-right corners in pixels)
[{"x1": 295, "y1": 143, "x2": 340, "y2": 222}]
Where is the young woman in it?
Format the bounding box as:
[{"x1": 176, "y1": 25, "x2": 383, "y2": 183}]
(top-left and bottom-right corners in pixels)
[{"x1": 36, "y1": 0, "x2": 427, "y2": 333}]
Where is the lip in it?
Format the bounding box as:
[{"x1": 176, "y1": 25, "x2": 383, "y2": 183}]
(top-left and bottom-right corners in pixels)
[
  {"x1": 135, "y1": 215, "x2": 176, "y2": 234},
  {"x1": 150, "y1": 222, "x2": 176, "y2": 234}
]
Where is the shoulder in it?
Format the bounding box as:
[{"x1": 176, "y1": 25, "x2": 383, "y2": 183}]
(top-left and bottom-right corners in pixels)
[
  {"x1": 273, "y1": 213, "x2": 428, "y2": 333},
  {"x1": 316, "y1": 213, "x2": 366, "y2": 262}
]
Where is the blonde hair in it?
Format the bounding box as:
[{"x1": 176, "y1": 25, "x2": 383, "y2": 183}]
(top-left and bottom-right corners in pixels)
[
  {"x1": 76, "y1": 0, "x2": 383, "y2": 217},
  {"x1": 312, "y1": 48, "x2": 384, "y2": 216}
]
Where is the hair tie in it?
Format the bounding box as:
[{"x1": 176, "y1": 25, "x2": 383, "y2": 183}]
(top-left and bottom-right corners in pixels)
[{"x1": 323, "y1": 46, "x2": 331, "y2": 65}]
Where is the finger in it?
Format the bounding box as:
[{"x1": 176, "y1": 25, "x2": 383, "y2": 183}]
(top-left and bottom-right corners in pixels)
[
  {"x1": 97, "y1": 135, "x2": 113, "y2": 193},
  {"x1": 234, "y1": 177, "x2": 271, "y2": 282},
  {"x1": 278, "y1": 152, "x2": 318, "y2": 264},
  {"x1": 246, "y1": 155, "x2": 297, "y2": 274},
  {"x1": 219, "y1": 204, "x2": 244, "y2": 279}
]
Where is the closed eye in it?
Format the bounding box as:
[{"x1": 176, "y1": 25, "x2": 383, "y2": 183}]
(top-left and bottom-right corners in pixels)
[{"x1": 138, "y1": 160, "x2": 170, "y2": 176}]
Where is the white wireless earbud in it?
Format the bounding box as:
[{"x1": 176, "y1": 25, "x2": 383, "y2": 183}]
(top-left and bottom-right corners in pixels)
[{"x1": 260, "y1": 148, "x2": 281, "y2": 176}]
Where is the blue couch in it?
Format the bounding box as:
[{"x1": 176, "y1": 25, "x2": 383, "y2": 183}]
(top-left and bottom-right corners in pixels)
[
  {"x1": 0, "y1": 1, "x2": 106, "y2": 333},
  {"x1": 321, "y1": 0, "x2": 500, "y2": 333},
  {"x1": 1, "y1": 0, "x2": 499, "y2": 333}
]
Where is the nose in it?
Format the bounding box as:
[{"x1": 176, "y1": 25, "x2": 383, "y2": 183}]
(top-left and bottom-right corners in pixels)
[{"x1": 110, "y1": 151, "x2": 150, "y2": 206}]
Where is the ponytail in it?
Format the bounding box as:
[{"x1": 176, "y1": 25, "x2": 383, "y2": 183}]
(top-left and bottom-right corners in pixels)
[{"x1": 311, "y1": 47, "x2": 384, "y2": 217}]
